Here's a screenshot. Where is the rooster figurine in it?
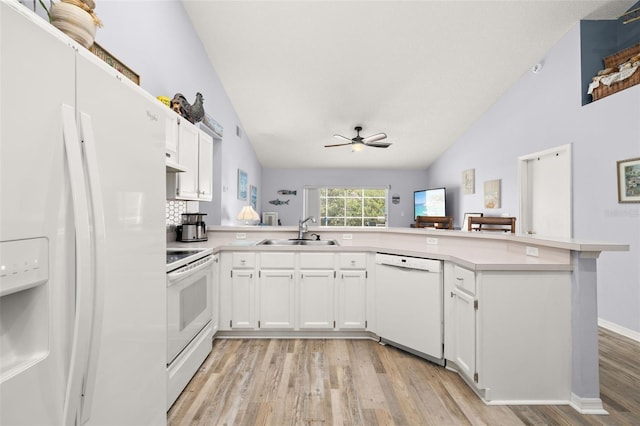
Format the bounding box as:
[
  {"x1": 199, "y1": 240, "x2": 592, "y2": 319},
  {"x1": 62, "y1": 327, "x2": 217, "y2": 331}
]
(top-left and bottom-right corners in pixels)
[{"x1": 170, "y1": 92, "x2": 205, "y2": 124}]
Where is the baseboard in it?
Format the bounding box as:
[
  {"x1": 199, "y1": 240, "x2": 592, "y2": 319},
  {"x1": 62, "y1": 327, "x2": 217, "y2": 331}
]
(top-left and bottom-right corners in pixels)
[
  {"x1": 598, "y1": 318, "x2": 640, "y2": 342},
  {"x1": 215, "y1": 329, "x2": 379, "y2": 340},
  {"x1": 569, "y1": 393, "x2": 608, "y2": 415},
  {"x1": 484, "y1": 399, "x2": 569, "y2": 406}
]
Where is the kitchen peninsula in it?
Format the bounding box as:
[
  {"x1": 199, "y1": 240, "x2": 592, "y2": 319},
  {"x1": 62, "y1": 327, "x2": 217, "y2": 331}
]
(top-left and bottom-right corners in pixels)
[{"x1": 171, "y1": 226, "x2": 628, "y2": 414}]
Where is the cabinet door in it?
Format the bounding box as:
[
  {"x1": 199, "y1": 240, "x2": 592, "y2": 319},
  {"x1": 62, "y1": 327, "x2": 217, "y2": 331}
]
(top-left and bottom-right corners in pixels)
[
  {"x1": 175, "y1": 120, "x2": 199, "y2": 199},
  {"x1": 165, "y1": 115, "x2": 179, "y2": 164},
  {"x1": 452, "y1": 288, "x2": 476, "y2": 382},
  {"x1": 231, "y1": 269, "x2": 256, "y2": 329},
  {"x1": 298, "y1": 270, "x2": 335, "y2": 329},
  {"x1": 197, "y1": 131, "x2": 213, "y2": 201},
  {"x1": 338, "y1": 270, "x2": 366, "y2": 329},
  {"x1": 259, "y1": 270, "x2": 295, "y2": 329}
]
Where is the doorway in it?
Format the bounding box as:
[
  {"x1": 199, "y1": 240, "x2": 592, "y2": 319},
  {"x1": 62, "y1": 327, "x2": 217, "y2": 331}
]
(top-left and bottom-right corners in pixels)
[{"x1": 518, "y1": 144, "x2": 572, "y2": 239}]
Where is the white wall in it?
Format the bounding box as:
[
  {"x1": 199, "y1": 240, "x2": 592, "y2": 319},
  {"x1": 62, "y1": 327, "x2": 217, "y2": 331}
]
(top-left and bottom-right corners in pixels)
[
  {"x1": 424, "y1": 24, "x2": 640, "y2": 335},
  {"x1": 262, "y1": 168, "x2": 428, "y2": 227},
  {"x1": 91, "y1": 0, "x2": 262, "y2": 226}
]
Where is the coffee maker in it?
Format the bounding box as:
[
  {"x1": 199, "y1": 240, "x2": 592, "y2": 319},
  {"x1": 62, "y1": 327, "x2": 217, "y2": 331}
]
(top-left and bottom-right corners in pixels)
[{"x1": 176, "y1": 213, "x2": 208, "y2": 242}]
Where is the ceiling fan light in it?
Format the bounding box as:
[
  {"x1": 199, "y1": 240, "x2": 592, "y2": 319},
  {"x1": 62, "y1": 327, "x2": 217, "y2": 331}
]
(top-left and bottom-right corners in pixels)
[{"x1": 351, "y1": 143, "x2": 365, "y2": 152}]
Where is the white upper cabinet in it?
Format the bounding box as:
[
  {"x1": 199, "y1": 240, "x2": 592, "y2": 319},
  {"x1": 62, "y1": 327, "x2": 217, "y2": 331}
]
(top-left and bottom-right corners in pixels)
[
  {"x1": 164, "y1": 115, "x2": 184, "y2": 172},
  {"x1": 166, "y1": 118, "x2": 213, "y2": 201},
  {"x1": 197, "y1": 131, "x2": 213, "y2": 201}
]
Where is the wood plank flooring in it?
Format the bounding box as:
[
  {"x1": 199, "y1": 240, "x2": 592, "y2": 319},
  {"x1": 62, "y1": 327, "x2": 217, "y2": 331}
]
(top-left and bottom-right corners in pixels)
[{"x1": 168, "y1": 328, "x2": 640, "y2": 425}]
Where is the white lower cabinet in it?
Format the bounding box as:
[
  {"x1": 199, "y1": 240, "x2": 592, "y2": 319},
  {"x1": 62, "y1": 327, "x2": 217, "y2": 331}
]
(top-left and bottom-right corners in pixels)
[
  {"x1": 444, "y1": 261, "x2": 572, "y2": 402},
  {"x1": 220, "y1": 251, "x2": 370, "y2": 333},
  {"x1": 225, "y1": 252, "x2": 257, "y2": 330},
  {"x1": 451, "y1": 286, "x2": 476, "y2": 382},
  {"x1": 337, "y1": 270, "x2": 366, "y2": 329},
  {"x1": 298, "y1": 252, "x2": 336, "y2": 329},
  {"x1": 445, "y1": 263, "x2": 477, "y2": 383},
  {"x1": 298, "y1": 270, "x2": 335, "y2": 329},
  {"x1": 259, "y1": 252, "x2": 296, "y2": 329},
  {"x1": 259, "y1": 269, "x2": 295, "y2": 329},
  {"x1": 230, "y1": 269, "x2": 256, "y2": 329}
]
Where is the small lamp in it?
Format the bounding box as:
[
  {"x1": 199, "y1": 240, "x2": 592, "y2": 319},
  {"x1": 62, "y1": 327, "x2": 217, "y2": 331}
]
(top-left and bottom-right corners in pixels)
[{"x1": 236, "y1": 205, "x2": 260, "y2": 225}]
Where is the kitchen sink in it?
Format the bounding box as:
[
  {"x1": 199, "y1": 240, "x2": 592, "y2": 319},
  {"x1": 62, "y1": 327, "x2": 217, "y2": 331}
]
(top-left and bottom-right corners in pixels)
[{"x1": 257, "y1": 239, "x2": 339, "y2": 246}]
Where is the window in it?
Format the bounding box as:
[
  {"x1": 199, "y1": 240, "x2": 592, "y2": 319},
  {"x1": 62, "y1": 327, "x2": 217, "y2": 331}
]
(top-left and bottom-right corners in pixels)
[{"x1": 305, "y1": 186, "x2": 387, "y2": 227}]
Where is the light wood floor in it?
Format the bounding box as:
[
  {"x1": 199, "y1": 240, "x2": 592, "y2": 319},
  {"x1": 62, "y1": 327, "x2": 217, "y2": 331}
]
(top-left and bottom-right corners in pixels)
[{"x1": 168, "y1": 328, "x2": 640, "y2": 425}]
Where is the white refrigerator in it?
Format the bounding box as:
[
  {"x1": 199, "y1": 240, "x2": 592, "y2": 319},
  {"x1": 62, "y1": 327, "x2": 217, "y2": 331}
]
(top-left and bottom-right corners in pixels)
[{"x1": 1, "y1": 1, "x2": 167, "y2": 424}]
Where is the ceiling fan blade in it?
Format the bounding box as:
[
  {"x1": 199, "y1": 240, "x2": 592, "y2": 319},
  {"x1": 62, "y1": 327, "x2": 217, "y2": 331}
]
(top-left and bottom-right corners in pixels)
[
  {"x1": 324, "y1": 142, "x2": 353, "y2": 148},
  {"x1": 333, "y1": 134, "x2": 353, "y2": 143},
  {"x1": 364, "y1": 142, "x2": 392, "y2": 148},
  {"x1": 362, "y1": 133, "x2": 387, "y2": 144}
]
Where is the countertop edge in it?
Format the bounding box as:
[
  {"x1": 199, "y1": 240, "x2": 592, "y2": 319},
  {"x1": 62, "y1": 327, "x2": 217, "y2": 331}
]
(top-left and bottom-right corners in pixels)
[
  {"x1": 204, "y1": 226, "x2": 629, "y2": 252},
  {"x1": 168, "y1": 243, "x2": 574, "y2": 272}
]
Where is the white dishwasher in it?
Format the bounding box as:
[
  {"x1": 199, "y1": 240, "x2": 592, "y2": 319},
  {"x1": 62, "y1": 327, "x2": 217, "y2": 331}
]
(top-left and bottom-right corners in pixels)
[{"x1": 375, "y1": 253, "x2": 444, "y2": 365}]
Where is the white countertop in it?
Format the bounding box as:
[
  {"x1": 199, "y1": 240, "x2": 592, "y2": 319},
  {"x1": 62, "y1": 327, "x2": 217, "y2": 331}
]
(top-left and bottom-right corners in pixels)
[{"x1": 167, "y1": 226, "x2": 629, "y2": 272}]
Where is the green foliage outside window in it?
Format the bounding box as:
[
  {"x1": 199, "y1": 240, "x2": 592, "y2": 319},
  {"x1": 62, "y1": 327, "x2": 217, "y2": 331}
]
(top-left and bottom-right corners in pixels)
[{"x1": 319, "y1": 187, "x2": 386, "y2": 227}]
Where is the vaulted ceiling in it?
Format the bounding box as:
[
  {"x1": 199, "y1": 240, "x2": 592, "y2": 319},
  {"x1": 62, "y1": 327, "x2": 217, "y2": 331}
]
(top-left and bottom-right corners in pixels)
[{"x1": 182, "y1": 0, "x2": 634, "y2": 169}]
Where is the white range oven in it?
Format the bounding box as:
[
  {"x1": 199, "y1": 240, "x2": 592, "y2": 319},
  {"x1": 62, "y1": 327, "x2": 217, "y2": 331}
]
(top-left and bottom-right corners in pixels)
[{"x1": 166, "y1": 248, "x2": 215, "y2": 409}]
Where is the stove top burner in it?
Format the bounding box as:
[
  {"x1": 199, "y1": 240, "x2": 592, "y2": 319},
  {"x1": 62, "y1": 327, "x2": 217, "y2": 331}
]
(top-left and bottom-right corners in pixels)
[{"x1": 166, "y1": 250, "x2": 204, "y2": 265}]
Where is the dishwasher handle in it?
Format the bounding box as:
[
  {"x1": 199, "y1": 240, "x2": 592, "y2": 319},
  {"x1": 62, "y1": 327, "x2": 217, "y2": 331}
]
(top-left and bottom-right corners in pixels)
[{"x1": 378, "y1": 262, "x2": 434, "y2": 272}]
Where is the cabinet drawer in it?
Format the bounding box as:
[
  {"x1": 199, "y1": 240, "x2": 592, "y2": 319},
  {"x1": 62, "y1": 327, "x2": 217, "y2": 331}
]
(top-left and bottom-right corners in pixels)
[
  {"x1": 232, "y1": 252, "x2": 255, "y2": 268},
  {"x1": 453, "y1": 265, "x2": 475, "y2": 294},
  {"x1": 339, "y1": 253, "x2": 367, "y2": 269},
  {"x1": 260, "y1": 252, "x2": 295, "y2": 268},
  {"x1": 299, "y1": 253, "x2": 335, "y2": 269}
]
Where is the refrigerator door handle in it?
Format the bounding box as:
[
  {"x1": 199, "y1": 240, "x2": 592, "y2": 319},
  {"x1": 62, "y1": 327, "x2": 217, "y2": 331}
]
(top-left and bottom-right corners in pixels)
[
  {"x1": 78, "y1": 112, "x2": 107, "y2": 424},
  {"x1": 60, "y1": 104, "x2": 94, "y2": 426}
]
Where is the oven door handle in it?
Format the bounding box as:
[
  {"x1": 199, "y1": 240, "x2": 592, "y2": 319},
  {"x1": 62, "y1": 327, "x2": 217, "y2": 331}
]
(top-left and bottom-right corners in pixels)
[{"x1": 167, "y1": 256, "x2": 214, "y2": 283}]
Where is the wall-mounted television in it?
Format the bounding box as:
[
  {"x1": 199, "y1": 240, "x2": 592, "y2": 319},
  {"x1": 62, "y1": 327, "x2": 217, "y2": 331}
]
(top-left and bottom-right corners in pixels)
[{"x1": 414, "y1": 188, "x2": 446, "y2": 218}]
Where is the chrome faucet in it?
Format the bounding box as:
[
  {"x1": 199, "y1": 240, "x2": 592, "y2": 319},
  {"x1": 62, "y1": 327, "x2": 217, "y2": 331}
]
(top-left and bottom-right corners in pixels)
[{"x1": 298, "y1": 216, "x2": 316, "y2": 239}]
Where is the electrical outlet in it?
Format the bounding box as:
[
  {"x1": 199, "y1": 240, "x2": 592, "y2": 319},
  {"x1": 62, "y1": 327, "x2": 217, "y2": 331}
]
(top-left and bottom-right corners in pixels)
[
  {"x1": 236, "y1": 233, "x2": 246, "y2": 239},
  {"x1": 427, "y1": 237, "x2": 438, "y2": 245},
  {"x1": 342, "y1": 234, "x2": 353, "y2": 240},
  {"x1": 526, "y1": 246, "x2": 539, "y2": 257}
]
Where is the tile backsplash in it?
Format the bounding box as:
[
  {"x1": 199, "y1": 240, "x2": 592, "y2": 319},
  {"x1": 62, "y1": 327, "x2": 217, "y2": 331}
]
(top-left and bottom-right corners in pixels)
[{"x1": 166, "y1": 200, "x2": 187, "y2": 227}]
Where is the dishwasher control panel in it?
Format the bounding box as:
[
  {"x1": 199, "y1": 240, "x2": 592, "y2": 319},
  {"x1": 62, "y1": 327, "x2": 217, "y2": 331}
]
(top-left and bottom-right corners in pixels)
[{"x1": 375, "y1": 253, "x2": 441, "y2": 272}]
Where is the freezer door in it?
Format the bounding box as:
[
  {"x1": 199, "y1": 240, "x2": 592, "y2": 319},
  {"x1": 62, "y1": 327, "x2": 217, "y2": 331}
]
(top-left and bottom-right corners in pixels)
[
  {"x1": 0, "y1": 3, "x2": 77, "y2": 426},
  {"x1": 74, "y1": 49, "x2": 167, "y2": 425}
]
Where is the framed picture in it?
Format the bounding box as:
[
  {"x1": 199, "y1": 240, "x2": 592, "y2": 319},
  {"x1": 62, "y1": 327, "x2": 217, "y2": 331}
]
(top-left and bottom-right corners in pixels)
[
  {"x1": 462, "y1": 168, "x2": 475, "y2": 194},
  {"x1": 617, "y1": 157, "x2": 640, "y2": 203},
  {"x1": 462, "y1": 212, "x2": 483, "y2": 231},
  {"x1": 263, "y1": 212, "x2": 278, "y2": 226},
  {"x1": 484, "y1": 179, "x2": 501, "y2": 208},
  {"x1": 237, "y1": 169, "x2": 248, "y2": 200},
  {"x1": 250, "y1": 185, "x2": 257, "y2": 209}
]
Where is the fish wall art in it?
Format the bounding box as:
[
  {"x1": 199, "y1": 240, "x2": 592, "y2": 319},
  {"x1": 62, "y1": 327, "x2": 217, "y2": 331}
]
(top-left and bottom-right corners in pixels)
[
  {"x1": 269, "y1": 199, "x2": 290, "y2": 206},
  {"x1": 278, "y1": 189, "x2": 297, "y2": 196}
]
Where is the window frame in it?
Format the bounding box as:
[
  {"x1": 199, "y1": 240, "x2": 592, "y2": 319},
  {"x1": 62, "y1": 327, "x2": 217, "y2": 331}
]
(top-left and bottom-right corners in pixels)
[{"x1": 303, "y1": 185, "x2": 389, "y2": 227}]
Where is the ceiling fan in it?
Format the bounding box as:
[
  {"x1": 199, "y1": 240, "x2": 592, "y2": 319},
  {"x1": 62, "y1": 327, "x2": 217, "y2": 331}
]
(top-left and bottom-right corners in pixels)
[{"x1": 325, "y1": 126, "x2": 392, "y2": 151}]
